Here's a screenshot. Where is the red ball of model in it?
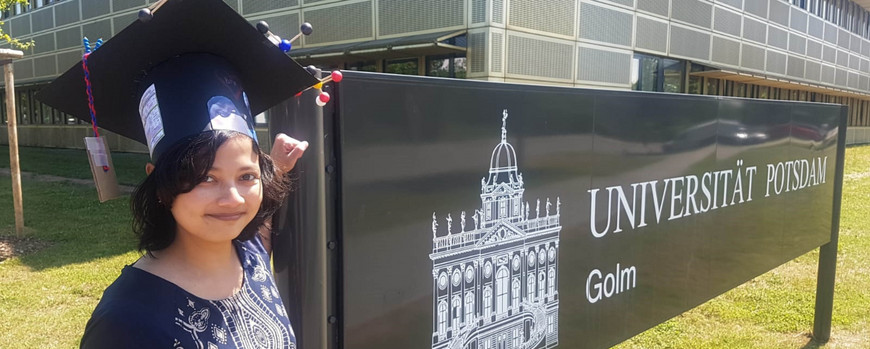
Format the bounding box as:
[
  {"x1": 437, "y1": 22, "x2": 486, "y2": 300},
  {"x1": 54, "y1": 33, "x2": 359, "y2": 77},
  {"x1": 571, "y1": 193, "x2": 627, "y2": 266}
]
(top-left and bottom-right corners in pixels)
[
  {"x1": 316, "y1": 92, "x2": 330, "y2": 106},
  {"x1": 331, "y1": 71, "x2": 343, "y2": 82}
]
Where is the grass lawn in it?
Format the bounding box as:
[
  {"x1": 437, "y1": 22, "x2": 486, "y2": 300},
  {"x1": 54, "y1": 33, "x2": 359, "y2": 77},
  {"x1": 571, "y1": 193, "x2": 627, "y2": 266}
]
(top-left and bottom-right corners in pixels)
[
  {"x1": 0, "y1": 145, "x2": 150, "y2": 186},
  {"x1": 0, "y1": 145, "x2": 869, "y2": 348}
]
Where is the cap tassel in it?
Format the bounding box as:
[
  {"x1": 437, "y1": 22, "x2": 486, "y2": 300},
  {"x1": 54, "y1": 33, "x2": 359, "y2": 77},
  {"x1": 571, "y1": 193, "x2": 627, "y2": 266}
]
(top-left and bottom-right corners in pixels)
[{"x1": 82, "y1": 36, "x2": 109, "y2": 172}]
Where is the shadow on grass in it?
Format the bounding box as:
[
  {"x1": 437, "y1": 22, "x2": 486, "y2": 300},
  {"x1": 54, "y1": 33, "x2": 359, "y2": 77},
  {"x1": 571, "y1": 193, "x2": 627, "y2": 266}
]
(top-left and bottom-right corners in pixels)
[
  {"x1": 0, "y1": 177, "x2": 139, "y2": 270},
  {"x1": 800, "y1": 333, "x2": 826, "y2": 349}
]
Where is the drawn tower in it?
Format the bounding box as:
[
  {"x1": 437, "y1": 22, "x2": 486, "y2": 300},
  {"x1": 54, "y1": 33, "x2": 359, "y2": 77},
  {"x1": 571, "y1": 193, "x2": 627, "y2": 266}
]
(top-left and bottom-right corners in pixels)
[{"x1": 430, "y1": 110, "x2": 561, "y2": 349}]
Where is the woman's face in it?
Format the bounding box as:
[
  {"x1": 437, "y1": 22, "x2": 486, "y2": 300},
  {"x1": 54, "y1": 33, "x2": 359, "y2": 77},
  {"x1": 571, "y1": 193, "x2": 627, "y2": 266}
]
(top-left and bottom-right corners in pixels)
[{"x1": 170, "y1": 136, "x2": 263, "y2": 244}]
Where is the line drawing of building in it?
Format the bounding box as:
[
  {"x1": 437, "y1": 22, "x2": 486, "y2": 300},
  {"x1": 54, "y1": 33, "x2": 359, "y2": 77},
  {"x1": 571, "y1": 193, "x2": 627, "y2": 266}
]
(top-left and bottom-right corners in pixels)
[{"x1": 430, "y1": 110, "x2": 561, "y2": 349}]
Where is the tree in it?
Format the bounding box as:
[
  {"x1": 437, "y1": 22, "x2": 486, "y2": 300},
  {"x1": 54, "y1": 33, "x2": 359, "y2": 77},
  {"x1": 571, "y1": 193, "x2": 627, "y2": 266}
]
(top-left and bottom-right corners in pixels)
[{"x1": 0, "y1": 0, "x2": 34, "y2": 49}]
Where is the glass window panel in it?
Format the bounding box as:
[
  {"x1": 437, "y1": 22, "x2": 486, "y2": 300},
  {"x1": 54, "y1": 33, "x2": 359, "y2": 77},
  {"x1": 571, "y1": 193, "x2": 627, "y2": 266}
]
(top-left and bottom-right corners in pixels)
[
  {"x1": 345, "y1": 60, "x2": 377, "y2": 72},
  {"x1": 427, "y1": 57, "x2": 449, "y2": 77},
  {"x1": 687, "y1": 76, "x2": 703, "y2": 94},
  {"x1": 453, "y1": 57, "x2": 467, "y2": 79},
  {"x1": 18, "y1": 90, "x2": 29, "y2": 125},
  {"x1": 632, "y1": 55, "x2": 659, "y2": 92},
  {"x1": 426, "y1": 54, "x2": 467, "y2": 79},
  {"x1": 662, "y1": 59, "x2": 684, "y2": 93},
  {"x1": 65, "y1": 112, "x2": 77, "y2": 125},
  {"x1": 0, "y1": 91, "x2": 5, "y2": 124},
  {"x1": 384, "y1": 58, "x2": 419, "y2": 75},
  {"x1": 705, "y1": 78, "x2": 720, "y2": 95},
  {"x1": 758, "y1": 86, "x2": 770, "y2": 99},
  {"x1": 41, "y1": 102, "x2": 52, "y2": 124},
  {"x1": 733, "y1": 82, "x2": 746, "y2": 97}
]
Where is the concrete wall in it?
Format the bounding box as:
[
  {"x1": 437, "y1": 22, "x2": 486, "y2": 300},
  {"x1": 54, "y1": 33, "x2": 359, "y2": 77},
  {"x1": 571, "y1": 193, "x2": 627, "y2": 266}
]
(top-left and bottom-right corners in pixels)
[
  {"x1": 0, "y1": 126, "x2": 272, "y2": 153},
  {"x1": 846, "y1": 126, "x2": 870, "y2": 145}
]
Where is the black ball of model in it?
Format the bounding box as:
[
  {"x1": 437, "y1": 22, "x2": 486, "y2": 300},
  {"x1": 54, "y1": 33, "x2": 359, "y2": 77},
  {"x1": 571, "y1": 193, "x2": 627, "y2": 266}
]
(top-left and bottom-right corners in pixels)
[
  {"x1": 138, "y1": 8, "x2": 153, "y2": 23},
  {"x1": 256, "y1": 21, "x2": 271, "y2": 35},
  {"x1": 301, "y1": 22, "x2": 313, "y2": 36}
]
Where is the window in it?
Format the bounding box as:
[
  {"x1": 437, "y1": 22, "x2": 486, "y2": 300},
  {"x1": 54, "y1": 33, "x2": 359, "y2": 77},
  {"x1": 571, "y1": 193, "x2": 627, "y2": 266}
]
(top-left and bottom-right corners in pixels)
[
  {"x1": 452, "y1": 296, "x2": 462, "y2": 328},
  {"x1": 527, "y1": 274, "x2": 535, "y2": 301},
  {"x1": 705, "y1": 78, "x2": 720, "y2": 95},
  {"x1": 483, "y1": 287, "x2": 493, "y2": 319},
  {"x1": 498, "y1": 200, "x2": 506, "y2": 218},
  {"x1": 757, "y1": 86, "x2": 770, "y2": 99},
  {"x1": 464, "y1": 292, "x2": 475, "y2": 324},
  {"x1": 687, "y1": 63, "x2": 710, "y2": 95},
  {"x1": 548, "y1": 267, "x2": 556, "y2": 297},
  {"x1": 18, "y1": 89, "x2": 29, "y2": 125},
  {"x1": 512, "y1": 278, "x2": 520, "y2": 307},
  {"x1": 496, "y1": 268, "x2": 508, "y2": 314},
  {"x1": 345, "y1": 60, "x2": 377, "y2": 72},
  {"x1": 384, "y1": 58, "x2": 418, "y2": 75},
  {"x1": 0, "y1": 91, "x2": 5, "y2": 124},
  {"x1": 631, "y1": 55, "x2": 659, "y2": 91},
  {"x1": 548, "y1": 315, "x2": 555, "y2": 334},
  {"x1": 733, "y1": 82, "x2": 747, "y2": 98},
  {"x1": 438, "y1": 300, "x2": 447, "y2": 335},
  {"x1": 538, "y1": 271, "x2": 545, "y2": 299},
  {"x1": 426, "y1": 54, "x2": 467, "y2": 79},
  {"x1": 631, "y1": 54, "x2": 685, "y2": 93},
  {"x1": 662, "y1": 58, "x2": 684, "y2": 93}
]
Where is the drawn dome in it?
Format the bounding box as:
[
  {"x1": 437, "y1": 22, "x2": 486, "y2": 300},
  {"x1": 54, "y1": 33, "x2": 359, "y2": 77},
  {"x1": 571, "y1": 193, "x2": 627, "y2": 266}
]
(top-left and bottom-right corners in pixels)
[
  {"x1": 490, "y1": 141, "x2": 517, "y2": 170},
  {"x1": 483, "y1": 111, "x2": 522, "y2": 186}
]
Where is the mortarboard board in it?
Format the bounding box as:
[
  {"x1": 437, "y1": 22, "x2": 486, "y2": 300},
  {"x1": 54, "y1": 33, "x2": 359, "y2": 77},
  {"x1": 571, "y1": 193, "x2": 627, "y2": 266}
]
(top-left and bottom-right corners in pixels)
[{"x1": 36, "y1": 0, "x2": 319, "y2": 161}]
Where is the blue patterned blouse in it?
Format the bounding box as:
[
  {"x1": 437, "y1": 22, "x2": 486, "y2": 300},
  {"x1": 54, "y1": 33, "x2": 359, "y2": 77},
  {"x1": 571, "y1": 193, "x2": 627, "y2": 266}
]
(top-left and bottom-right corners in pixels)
[{"x1": 80, "y1": 235, "x2": 296, "y2": 349}]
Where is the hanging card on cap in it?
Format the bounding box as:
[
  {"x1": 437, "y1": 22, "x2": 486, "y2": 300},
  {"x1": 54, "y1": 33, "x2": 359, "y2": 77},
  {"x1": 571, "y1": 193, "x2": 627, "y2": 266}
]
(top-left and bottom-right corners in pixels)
[
  {"x1": 85, "y1": 136, "x2": 122, "y2": 202},
  {"x1": 36, "y1": 0, "x2": 319, "y2": 162}
]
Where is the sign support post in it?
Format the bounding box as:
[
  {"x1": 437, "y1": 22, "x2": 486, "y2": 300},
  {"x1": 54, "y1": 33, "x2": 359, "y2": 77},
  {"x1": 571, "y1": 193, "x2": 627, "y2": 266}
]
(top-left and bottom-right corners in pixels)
[
  {"x1": 812, "y1": 109, "x2": 848, "y2": 343},
  {"x1": 271, "y1": 80, "x2": 331, "y2": 349},
  {"x1": 1, "y1": 49, "x2": 25, "y2": 237}
]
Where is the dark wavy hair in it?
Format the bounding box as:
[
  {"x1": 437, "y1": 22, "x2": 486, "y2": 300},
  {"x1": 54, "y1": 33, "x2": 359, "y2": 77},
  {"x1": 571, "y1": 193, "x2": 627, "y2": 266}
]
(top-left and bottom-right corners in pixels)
[{"x1": 131, "y1": 130, "x2": 287, "y2": 253}]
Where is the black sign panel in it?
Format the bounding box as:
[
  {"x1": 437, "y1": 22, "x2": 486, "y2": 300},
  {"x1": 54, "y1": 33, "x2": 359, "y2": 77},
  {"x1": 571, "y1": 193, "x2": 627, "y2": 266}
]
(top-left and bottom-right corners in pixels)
[{"x1": 332, "y1": 72, "x2": 841, "y2": 349}]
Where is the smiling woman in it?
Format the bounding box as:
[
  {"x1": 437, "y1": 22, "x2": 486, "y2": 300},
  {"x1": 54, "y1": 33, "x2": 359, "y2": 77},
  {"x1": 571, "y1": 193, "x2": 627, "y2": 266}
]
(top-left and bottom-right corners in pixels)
[
  {"x1": 32, "y1": 0, "x2": 317, "y2": 347},
  {"x1": 131, "y1": 131, "x2": 283, "y2": 254}
]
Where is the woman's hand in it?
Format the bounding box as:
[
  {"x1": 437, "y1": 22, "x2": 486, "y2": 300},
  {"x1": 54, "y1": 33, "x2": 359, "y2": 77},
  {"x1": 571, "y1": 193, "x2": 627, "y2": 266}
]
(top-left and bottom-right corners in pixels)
[{"x1": 270, "y1": 133, "x2": 308, "y2": 176}]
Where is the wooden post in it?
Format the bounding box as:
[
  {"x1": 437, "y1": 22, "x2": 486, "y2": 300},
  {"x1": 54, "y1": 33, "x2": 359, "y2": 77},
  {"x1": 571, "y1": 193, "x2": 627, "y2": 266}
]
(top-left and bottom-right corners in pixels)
[{"x1": 1, "y1": 49, "x2": 24, "y2": 236}]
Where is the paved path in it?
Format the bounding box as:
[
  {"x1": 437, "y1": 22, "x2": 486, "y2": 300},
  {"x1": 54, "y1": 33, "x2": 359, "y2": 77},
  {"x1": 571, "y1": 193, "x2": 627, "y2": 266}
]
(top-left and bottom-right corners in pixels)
[{"x1": 0, "y1": 168, "x2": 136, "y2": 194}]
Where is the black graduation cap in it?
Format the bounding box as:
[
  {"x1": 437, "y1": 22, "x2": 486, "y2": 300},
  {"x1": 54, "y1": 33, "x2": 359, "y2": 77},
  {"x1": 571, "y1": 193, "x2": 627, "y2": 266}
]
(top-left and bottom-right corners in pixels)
[{"x1": 36, "y1": 0, "x2": 319, "y2": 160}]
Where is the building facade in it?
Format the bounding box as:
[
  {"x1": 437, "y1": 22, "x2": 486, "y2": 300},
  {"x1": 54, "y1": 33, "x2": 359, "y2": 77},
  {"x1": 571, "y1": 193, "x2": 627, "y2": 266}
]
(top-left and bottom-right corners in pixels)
[
  {"x1": 2, "y1": 0, "x2": 870, "y2": 150},
  {"x1": 430, "y1": 111, "x2": 561, "y2": 349}
]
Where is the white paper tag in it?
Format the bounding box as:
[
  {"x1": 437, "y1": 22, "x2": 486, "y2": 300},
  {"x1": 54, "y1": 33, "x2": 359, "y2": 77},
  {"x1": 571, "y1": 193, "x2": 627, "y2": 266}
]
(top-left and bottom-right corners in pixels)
[
  {"x1": 84, "y1": 137, "x2": 109, "y2": 167},
  {"x1": 138, "y1": 84, "x2": 165, "y2": 156},
  {"x1": 84, "y1": 136, "x2": 122, "y2": 202}
]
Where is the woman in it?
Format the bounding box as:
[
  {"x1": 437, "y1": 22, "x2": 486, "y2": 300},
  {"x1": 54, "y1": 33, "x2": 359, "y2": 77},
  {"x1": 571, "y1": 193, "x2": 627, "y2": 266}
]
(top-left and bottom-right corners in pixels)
[
  {"x1": 34, "y1": 0, "x2": 321, "y2": 347},
  {"x1": 79, "y1": 130, "x2": 306, "y2": 348}
]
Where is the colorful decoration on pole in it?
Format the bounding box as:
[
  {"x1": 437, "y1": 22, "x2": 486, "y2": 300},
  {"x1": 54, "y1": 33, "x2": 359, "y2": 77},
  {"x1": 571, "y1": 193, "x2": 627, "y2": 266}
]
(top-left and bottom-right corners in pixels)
[
  {"x1": 257, "y1": 21, "x2": 313, "y2": 53},
  {"x1": 257, "y1": 21, "x2": 343, "y2": 107}
]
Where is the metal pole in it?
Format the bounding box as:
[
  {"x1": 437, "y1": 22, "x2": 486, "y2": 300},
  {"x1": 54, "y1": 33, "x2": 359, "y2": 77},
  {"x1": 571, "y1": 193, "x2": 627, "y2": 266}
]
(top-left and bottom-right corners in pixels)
[
  {"x1": 812, "y1": 107, "x2": 848, "y2": 343},
  {"x1": 1, "y1": 50, "x2": 24, "y2": 236},
  {"x1": 271, "y1": 84, "x2": 329, "y2": 349}
]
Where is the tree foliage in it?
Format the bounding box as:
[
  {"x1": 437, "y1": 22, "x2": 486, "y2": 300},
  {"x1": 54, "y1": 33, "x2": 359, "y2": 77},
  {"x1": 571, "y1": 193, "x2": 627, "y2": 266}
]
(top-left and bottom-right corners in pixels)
[{"x1": 0, "y1": 0, "x2": 35, "y2": 50}]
